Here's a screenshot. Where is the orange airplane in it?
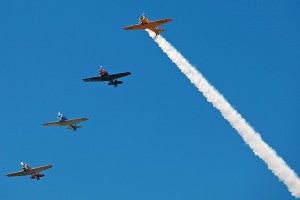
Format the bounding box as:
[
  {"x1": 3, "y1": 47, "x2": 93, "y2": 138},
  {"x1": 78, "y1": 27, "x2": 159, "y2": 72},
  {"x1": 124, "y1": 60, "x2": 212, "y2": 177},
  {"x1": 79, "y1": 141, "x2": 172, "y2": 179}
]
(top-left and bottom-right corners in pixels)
[{"x1": 123, "y1": 14, "x2": 172, "y2": 35}]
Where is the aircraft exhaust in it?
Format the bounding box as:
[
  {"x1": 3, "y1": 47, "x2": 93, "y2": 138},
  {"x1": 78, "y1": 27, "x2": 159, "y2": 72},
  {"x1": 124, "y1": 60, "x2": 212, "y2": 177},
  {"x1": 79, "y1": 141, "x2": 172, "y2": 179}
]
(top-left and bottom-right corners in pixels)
[{"x1": 146, "y1": 29, "x2": 300, "y2": 198}]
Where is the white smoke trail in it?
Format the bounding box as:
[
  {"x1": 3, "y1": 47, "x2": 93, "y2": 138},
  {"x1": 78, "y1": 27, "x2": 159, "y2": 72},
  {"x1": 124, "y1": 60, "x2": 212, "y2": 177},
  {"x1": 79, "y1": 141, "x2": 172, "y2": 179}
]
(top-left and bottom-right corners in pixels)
[{"x1": 146, "y1": 30, "x2": 300, "y2": 198}]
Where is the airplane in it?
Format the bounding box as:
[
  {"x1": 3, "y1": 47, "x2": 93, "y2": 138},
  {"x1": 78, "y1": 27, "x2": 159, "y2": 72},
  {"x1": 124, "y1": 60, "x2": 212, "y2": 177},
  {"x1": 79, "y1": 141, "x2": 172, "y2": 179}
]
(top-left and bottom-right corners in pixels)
[
  {"x1": 123, "y1": 14, "x2": 172, "y2": 35},
  {"x1": 6, "y1": 162, "x2": 53, "y2": 181},
  {"x1": 83, "y1": 66, "x2": 131, "y2": 87},
  {"x1": 43, "y1": 112, "x2": 89, "y2": 131}
]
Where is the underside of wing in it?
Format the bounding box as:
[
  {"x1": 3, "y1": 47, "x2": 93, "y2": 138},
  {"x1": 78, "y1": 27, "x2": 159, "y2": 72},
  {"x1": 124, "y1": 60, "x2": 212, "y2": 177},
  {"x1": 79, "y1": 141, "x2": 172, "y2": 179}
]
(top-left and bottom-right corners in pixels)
[
  {"x1": 43, "y1": 121, "x2": 64, "y2": 127},
  {"x1": 109, "y1": 72, "x2": 131, "y2": 80},
  {"x1": 62, "y1": 118, "x2": 89, "y2": 125},
  {"x1": 151, "y1": 18, "x2": 172, "y2": 26},
  {"x1": 43, "y1": 118, "x2": 88, "y2": 127},
  {"x1": 123, "y1": 23, "x2": 151, "y2": 30},
  {"x1": 30, "y1": 164, "x2": 53, "y2": 174},
  {"x1": 6, "y1": 170, "x2": 32, "y2": 177},
  {"x1": 124, "y1": 18, "x2": 172, "y2": 31},
  {"x1": 7, "y1": 164, "x2": 53, "y2": 177},
  {"x1": 83, "y1": 76, "x2": 102, "y2": 82}
]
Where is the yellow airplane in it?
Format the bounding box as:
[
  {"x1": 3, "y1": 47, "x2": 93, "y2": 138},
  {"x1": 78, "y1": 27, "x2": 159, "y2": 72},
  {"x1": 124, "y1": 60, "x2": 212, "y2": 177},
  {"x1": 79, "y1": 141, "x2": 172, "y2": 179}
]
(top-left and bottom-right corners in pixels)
[{"x1": 123, "y1": 14, "x2": 172, "y2": 35}]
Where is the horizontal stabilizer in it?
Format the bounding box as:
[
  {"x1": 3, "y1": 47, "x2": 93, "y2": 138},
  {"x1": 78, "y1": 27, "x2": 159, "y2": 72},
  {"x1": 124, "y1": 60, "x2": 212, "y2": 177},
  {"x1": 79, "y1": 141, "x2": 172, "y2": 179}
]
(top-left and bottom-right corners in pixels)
[
  {"x1": 153, "y1": 28, "x2": 164, "y2": 35},
  {"x1": 67, "y1": 126, "x2": 81, "y2": 129}
]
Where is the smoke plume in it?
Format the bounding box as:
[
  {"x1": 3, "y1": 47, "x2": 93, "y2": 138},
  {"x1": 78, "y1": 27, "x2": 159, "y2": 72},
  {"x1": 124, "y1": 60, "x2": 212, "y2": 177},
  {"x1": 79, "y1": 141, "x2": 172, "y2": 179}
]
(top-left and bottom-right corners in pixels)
[{"x1": 146, "y1": 29, "x2": 300, "y2": 198}]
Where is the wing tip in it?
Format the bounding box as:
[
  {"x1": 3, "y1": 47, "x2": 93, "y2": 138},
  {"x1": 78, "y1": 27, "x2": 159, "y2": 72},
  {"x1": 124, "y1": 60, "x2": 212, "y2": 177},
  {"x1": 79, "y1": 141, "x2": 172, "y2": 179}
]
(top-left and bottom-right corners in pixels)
[{"x1": 123, "y1": 26, "x2": 133, "y2": 30}]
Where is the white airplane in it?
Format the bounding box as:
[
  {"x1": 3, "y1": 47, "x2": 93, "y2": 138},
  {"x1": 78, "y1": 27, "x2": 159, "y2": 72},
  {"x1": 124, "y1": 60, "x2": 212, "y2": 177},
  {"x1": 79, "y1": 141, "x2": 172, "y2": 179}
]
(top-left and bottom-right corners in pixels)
[
  {"x1": 6, "y1": 162, "x2": 53, "y2": 181},
  {"x1": 43, "y1": 112, "x2": 88, "y2": 131}
]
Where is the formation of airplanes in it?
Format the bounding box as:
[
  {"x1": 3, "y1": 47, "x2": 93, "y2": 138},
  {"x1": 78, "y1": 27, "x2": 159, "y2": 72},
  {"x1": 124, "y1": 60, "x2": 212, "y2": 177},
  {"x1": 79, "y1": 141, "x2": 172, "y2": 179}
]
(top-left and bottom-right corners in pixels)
[{"x1": 6, "y1": 14, "x2": 172, "y2": 181}]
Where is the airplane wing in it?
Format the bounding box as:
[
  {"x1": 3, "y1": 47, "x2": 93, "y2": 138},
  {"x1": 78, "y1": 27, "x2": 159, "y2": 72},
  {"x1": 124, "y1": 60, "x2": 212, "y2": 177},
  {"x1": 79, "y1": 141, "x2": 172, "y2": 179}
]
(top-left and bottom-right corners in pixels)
[
  {"x1": 43, "y1": 121, "x2": 64, "y2": 126},
  {"x1": 6, "y1": 164, "x2": 53, "y2": 177},
  {"x1": 124, "y1": 23, "x2": 151, "y2": 30},
  {"x1": 6, "y1": 170, "x2": 32, "y2": 177},
  {"x1": 124, "y1": 18, "x2": 172, "y2": 30},
  {"x1": 148, "y1": 18, "x2": 172, "y2": 27},
  {"x1": 83, "y1": 72, "x2": 131, "y2": 82},
  {"x1": 62, "y1": 118, "x2": 89, "y2": 125},
  {"x1": 28, "y1": 164, "x2": 53, "y2": 174},
  {"x1": 107, "y1": 72, "x2": 131, "y2": 80},
  {"x1": 43, "y1": 118, "x2": 88, "y2": 127},
  {"x1": 83, "y1": 76, "x2": 102, "y2": 82}
]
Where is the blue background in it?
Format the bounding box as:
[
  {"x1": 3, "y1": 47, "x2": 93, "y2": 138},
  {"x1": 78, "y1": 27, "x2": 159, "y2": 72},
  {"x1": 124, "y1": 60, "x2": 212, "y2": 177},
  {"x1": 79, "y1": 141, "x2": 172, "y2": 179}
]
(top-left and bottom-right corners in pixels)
[{"x1": 0, "y1": 0, "x2": 299, "y2": 199}]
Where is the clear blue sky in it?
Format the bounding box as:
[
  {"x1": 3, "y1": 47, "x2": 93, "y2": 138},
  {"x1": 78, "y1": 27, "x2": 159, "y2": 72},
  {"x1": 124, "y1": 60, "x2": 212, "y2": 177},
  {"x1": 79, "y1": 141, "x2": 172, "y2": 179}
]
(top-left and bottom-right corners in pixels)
[{"x1": 1, "y1": 0, "x2": 299, "y2": 199}]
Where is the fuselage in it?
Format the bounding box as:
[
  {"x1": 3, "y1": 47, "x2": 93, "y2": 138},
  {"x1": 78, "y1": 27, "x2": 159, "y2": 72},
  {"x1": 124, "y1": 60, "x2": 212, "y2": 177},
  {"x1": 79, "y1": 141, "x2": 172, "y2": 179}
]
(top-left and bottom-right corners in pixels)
[
  {"x1": 30, "y1": 173, "x2": 44, "y2": 180},
  {"x1": 139, "y1": 16, "x2": 163, "y2": 35},
  {"x1": 21, "y1": 163, "x2": 44, "y2": 180},
  {"x1": 58, "y1": 114, "x2": 67, "y2": 122},
  {"x1": 68, "y1": 124, "x2": 77, "y2": 131},
  {"x1": 58, "y1": 114, "x2": 77, "y2": 131},
  {"x1": 139, "y1": 16, "x2": 150, "y2": 24},
  {"x1": 21, "y1": 162, "x2": 31, "y2": 171},
  {"x1": 99, "y1": 68, "x2": 122, "y2": 87}
]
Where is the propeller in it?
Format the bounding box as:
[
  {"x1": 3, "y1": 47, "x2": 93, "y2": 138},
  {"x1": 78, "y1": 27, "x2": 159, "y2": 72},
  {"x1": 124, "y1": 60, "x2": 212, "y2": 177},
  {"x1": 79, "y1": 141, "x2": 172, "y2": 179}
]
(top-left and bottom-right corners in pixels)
[{"x1": 139, "y1": 13, "x2": 145, "y2": 22}]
